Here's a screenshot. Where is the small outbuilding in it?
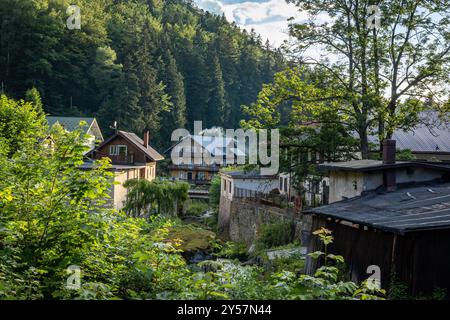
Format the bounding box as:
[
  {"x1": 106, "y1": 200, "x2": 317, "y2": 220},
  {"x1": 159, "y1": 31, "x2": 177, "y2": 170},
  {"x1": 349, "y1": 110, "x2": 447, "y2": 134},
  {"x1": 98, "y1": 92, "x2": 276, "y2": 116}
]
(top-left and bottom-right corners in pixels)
[{"x1": 304, "y1": 140, "x2": 450, "y2": 296}]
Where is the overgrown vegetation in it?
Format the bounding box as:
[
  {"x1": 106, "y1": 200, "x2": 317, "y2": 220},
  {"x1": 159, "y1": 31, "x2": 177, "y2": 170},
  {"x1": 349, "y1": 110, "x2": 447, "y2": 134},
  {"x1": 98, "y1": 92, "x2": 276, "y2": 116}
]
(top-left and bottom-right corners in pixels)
[
  {"x1": 255, "y1": 220, "x2": 296, "y2": 251},
  {"x1": 185, "y1": 200, "x2": 210, "y2": 217},
  {"x1": 123, "y1": 179, "x2": 189, "y2": 217},
  {"x1": 0, "y1": 93, "x2": 385, "y2": 300},
  {"x1": 208, "y1": 175, "x2": 221, "y2": 208}
]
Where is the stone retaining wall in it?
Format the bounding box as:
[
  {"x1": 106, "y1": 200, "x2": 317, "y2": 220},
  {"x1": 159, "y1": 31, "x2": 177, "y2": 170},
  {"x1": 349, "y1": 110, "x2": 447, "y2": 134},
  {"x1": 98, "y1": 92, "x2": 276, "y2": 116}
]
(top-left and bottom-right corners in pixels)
[{"x1": 218, "y1": 196, "x2": 312, "y2": 247}]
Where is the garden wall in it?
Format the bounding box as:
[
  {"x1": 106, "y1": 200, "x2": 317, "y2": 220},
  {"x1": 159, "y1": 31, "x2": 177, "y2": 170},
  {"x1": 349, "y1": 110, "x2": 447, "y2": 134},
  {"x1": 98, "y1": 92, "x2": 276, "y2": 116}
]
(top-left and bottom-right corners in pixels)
[{"x1": 218, "y1": 197, "x2": 312, "y2": 247}]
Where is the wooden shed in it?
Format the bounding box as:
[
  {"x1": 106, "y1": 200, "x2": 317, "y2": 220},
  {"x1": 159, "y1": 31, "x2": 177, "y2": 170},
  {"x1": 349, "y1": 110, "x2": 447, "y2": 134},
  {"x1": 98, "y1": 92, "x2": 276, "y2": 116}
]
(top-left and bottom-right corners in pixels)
[{"x1": 304, "y1": 182, "x2": 450, "y2": 296}]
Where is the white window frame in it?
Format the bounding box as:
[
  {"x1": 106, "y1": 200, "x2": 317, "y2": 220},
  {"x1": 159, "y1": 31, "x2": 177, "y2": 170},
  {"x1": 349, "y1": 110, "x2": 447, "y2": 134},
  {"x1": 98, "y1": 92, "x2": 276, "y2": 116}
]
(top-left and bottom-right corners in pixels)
[{"x1": 110, "y1": 145, "x2": 127, "y2": 156}]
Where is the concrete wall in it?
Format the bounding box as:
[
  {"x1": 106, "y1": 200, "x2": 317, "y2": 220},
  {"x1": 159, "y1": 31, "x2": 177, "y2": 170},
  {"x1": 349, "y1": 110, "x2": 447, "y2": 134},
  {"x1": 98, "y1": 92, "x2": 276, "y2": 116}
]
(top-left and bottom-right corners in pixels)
[
  {"x1": 328, "y1": 171, "x2": 364, "y2": 203},
  {"x1": 412, "y1": 153, "x2": 450, "y2": 162},
  {"x1": 328, "y1": 167, "x2": 445, "y2": 204},
  {"x1": 111, "y1": 171, "x2": 129, "y2": 211},
  {"x1": 218, "y1": 195, "x2": 232, "y2": 236},
  {"x1": 109, "y1": 164, "x2": 157, "y2": 211}
]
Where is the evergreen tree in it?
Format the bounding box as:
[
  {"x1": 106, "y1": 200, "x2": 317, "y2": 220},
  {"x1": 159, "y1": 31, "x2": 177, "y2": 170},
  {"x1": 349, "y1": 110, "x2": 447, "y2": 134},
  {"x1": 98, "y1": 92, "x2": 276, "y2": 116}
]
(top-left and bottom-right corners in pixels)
[
  {"x1": 158, "y1": 50, "x2": 187, "y2": 147},
  {"x1": 0, "y1": 0, "x2": 286, "y2": 142},
  {"x1": 206, "y1": 47, "x2": 226, "y2": 128}
]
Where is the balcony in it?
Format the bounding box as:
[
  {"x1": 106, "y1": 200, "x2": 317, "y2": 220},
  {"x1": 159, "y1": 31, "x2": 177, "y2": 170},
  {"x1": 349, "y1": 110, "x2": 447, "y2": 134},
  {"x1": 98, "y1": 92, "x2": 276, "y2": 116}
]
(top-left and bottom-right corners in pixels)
[
  {"x1": 187, "y1": 179, "x2": 210, "y2": 185},
  {"x1": 168, "y1": 163, "x2": 220, "y2": 172}
]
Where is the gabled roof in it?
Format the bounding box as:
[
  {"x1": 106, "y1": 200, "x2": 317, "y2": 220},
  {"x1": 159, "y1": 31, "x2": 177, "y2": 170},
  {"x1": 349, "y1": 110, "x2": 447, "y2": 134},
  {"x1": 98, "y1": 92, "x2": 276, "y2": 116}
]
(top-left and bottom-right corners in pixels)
[
  {"x1": 119, "y1": 131, "x2": 164, "y2": 161},
  {"x1": 167, "y1": 134, "x2": 246, "y2": 157},
  {"x1": 46, "y1": 116, "x2": 104, "y2": 141},
  {"x1": 89, "y1": 130, "x2": 164, "y2": 161},
  {"x1": 305, "y1": 182, "x2": 450, "y2": 234}
]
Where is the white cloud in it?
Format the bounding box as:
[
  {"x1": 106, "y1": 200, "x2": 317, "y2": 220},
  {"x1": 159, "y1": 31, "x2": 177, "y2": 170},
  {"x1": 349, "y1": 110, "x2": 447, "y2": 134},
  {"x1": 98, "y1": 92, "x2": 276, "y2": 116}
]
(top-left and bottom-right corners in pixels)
[{"x1": 194, "y1": 0, "x2": 308, "y2": 46}]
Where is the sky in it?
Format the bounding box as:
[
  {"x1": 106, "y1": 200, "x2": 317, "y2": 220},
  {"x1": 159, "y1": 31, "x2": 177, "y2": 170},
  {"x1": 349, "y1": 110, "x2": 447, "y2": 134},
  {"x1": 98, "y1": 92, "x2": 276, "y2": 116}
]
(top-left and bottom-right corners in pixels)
[{"x1": 193, "y1": 0, "x2": 309, "y2": 47}]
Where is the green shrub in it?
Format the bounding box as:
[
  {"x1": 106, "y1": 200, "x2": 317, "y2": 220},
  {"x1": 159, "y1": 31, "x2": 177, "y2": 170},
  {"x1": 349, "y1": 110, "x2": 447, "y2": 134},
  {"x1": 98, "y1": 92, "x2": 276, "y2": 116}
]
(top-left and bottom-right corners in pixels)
[
  {"x1": 214, "y1": 241, "x2": 248, "y2": 261},
  {"x1": 208, "y1": 175, "x2": 221, "y2": 208},
  {"x1": 396, "y1": 149, "x2": 416, "y2": 161},
  {"x1": 204, "y1": 209, "x2": 219, "y2": 230},
  {"x1": 185, "y1": 200, "x2": 210, "y2": 216},
  {"x1": 272, "y1": 256, "x2": 305, "y2": 273},
  {"x1": 256, "y1": 220, "x2": 295, "y2": 250}
]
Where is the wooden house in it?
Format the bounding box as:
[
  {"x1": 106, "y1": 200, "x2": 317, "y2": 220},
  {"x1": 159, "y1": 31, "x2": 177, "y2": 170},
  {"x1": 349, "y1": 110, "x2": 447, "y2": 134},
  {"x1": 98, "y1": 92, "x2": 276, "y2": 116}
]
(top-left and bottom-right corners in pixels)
[
  {"x1": 167, "y1": 134, "x2": 245, "y2": 185},
  {"x1": 85, "y1": 130, "x2": 164, "y2": 210},
  {"x1": 46, "y1": 116, "x2": 104, "y2": 153}
]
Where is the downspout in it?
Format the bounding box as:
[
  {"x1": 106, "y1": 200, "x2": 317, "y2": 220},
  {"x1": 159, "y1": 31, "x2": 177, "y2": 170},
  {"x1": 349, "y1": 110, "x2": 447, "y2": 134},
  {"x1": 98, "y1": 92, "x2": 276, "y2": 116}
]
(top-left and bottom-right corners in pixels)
[{"x1": 390, "y1": 233, "x2": 398, "y2": 286}]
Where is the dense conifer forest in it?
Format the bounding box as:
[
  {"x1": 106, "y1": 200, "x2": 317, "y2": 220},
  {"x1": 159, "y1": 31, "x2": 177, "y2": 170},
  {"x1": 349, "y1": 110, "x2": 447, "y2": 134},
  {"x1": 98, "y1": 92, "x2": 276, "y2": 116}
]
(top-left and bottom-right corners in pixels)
[{"x1": 0, "y1": 0, "x2": 286, "y2": 148}]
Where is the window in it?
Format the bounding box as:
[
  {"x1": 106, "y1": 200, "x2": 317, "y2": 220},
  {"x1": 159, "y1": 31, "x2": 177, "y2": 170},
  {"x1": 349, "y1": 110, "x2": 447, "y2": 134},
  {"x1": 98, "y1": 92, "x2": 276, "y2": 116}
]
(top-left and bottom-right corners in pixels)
[
  {"x1": 279, "y1": 177, "x2": 283, "y2": 191},
  {"x1": 109, "y1": 145, "x2": 127, "y2": 156},
  {"x1": 224, "y1": 180, "x2": 227, "y2": 191},
  {"x1": 284, "y1": 177, "x2": 288, "y2": 192},
  {"x1": 313, "y1": 181, "x2": 320, "y2": 193},
  {"x1": 198, "y1": 172, "x2": 205, "y2": 180}
]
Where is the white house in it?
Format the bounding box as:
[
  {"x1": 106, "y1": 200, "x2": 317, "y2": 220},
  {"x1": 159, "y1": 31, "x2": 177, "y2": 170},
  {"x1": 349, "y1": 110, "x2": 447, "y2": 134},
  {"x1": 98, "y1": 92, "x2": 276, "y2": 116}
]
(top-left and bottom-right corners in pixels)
[{"x1": 46, "y1": 116, "x2": 104, "y2": 153}]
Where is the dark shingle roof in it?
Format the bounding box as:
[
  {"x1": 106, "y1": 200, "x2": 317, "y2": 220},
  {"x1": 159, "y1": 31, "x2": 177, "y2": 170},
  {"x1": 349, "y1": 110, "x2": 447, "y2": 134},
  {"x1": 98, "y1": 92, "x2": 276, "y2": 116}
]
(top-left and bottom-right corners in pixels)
[
  {"x1": 89, "y1": 130, "x2": 164, "y2": 161},
  {"x1": 118, "y1": 130, "x2": 164, "y2": 161},
  {"x1": 305, "y1": 183, "x2": 450, "y2": 234}
]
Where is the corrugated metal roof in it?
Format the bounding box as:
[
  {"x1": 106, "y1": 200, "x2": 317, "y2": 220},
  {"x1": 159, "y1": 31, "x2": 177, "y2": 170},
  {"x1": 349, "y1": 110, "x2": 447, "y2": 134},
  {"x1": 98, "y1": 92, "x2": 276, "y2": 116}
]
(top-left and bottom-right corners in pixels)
[
  {"x1": 368, "y1": 113, "x2": 450, "y2": 153},
  {"x1": 305, "y1": 183, "x2": 450, "y2": 234}
]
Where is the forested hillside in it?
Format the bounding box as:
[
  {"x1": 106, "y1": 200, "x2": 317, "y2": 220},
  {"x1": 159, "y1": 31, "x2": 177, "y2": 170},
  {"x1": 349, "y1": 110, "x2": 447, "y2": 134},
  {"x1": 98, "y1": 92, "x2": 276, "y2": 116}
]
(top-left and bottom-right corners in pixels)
[{"x1": 0, "y1": 0, "x2": 285, "y2": 148}]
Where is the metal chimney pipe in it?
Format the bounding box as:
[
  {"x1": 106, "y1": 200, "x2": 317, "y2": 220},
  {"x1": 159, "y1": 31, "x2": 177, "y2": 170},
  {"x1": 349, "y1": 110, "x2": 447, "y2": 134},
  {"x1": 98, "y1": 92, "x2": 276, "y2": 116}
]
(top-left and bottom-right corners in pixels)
[{"x1": 382, "y1": 139, "x2": 396, "y2": 164}]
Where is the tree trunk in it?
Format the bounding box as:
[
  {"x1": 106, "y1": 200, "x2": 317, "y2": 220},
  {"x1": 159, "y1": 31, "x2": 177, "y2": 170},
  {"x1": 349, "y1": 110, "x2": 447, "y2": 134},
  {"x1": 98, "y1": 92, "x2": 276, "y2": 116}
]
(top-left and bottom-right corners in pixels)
[
  {"x1": 378, "y1": 117, "x2": 385, "y2": 153},
  {"x1": 359, "y1": 130, "x2": 370, "y2": 159}
]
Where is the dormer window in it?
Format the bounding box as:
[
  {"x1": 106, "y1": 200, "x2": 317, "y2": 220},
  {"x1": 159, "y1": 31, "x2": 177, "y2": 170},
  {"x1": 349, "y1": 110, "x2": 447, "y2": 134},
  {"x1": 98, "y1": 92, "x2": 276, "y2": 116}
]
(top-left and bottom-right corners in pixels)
[{"x1": 110, "y1": 145, "x2": 127, "y2": 156}]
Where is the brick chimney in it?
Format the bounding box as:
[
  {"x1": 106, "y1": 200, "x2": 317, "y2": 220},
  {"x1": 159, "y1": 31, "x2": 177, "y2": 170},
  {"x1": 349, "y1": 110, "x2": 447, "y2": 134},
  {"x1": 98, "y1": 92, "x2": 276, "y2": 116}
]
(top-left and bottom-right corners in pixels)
[
  {"x1": 382, "y1": 139, "x2": 397, "y2": 192},
  {"x1": 143, "y1": 131, "x2": 150, "y2": 148}
]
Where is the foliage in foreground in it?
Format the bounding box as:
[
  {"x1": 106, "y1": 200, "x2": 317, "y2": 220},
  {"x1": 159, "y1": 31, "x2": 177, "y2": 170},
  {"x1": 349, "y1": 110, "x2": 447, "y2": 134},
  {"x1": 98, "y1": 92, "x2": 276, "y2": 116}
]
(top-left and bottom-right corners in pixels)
[
  {"x1": 0, "y1": 94, "x2": 384, "y2": 300},
  {"x1": 123, "y1": 178, "x2": 189, "y2": 217},
  {"x1": 255, "y1": 220, "x2": 296, "y2": 251}
]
